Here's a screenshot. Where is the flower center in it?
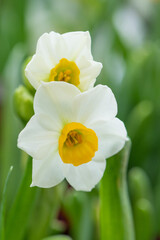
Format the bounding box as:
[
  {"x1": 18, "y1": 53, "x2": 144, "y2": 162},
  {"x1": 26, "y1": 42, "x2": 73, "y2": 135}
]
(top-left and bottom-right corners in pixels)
[
  {"x1": 65, "y1": 130, "x2": 82, "y2": 147},
  {"x1": 49, "y1": 58, "x2": 80, "y2": 86},
  {"x1": 59, "y1": 122, "x2": 98, "y2": 166}
]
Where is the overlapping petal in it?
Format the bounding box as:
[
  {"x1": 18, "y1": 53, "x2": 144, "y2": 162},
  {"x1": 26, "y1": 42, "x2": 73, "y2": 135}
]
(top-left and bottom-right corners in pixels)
[
  {"x1": 34, "y1": 82, "x2": 80, "y2": 126},
  {"x1": 64, "y1": 152, "x2": 106, "y2": 191},
  {"x1": 36, "y1": 32, "x2": 68, "y2": 64},
  {"x1": 78, "y1": 59, "x2": 102, "y2": 91},
  {"x1": 31, "y1": 152, "x2": 64, "y2": 188},
  {"x1": 89, "y1": 118, "x2": 127, "y2": 159},
  {"x1": 73, "y1": 84, "x2": 117, "y2": 124},
  {"x1": 25, "y1": 54, "x2": 51, "y2": 89},
  {"x1": 62, "y1": 31, "x2": 92, "y2": 61},
  {"x1": 18, "y1": 115, "x2": 59, "y2": 160}
]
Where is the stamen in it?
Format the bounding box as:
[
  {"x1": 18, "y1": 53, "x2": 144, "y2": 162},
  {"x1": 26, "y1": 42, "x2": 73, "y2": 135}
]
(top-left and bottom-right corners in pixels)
[
  {"x1": 65, "y1": 69, "x2": 72, "y2": 75},
  {"x1": 58, "y1": 122, "x2": 98, "y2": 166},
  {"x1": 58, "y1": 72, "x2": 64, "y2": 81},
  {"x1": 49, "y1": 58, "x2": 80, "y2": 86},
  {"x1": 65, "y1": 130, "x2": 82, "y2": 147}
]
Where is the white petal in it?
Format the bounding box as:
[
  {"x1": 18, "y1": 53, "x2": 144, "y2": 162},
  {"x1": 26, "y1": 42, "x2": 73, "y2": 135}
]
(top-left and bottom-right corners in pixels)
[
  {"x1": 64, "y1": 153, "x2": 106, "y2": 191},
  {"x1": 79, "y1": 60, "x2": 102, "y2": 78},
  {"x1": 63, "y1": 31, "x2": 92, "y2": 61},
  {"x1": 34, "y1": 82, "x2": 81, "y2": 125},
  {"x1": 18, "y1": 115, "x2": 59, "y2": 160},
  {"x1": 73, "y1": 85, "x2": 117, "y2": 125},
  {"x1": 25, "y1": 32, "x2": 69, "y2": 89},
  {"x1": 78, "y1": 59, "x2": 102, "y2": 91},
  {"x1": 25, "y1": 54, "x2": 51, "y2": 89},
  {"x1": 90, "y1": 118, "x2": 127, "y2": 159},
  {"x1": 36, "y1": 32, "x2": 68, "y2": 65},
  {"x1": 31, "y1": 152, "x2": 64, "y2": 188}
]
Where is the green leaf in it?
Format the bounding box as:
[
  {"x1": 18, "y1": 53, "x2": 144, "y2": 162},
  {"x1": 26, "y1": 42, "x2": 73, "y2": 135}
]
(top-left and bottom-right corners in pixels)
[
  {"x1": 134, "y1": 199, "x2": 155, "y2": 240},
  {"x1": 0, "y1": 44, "x2": 26, "y2": 206},
  {"x1": 100, "y1": 140, "x2": 135, "y2": 240},
  {"x1": 0, "y1": 166, "x2": 13, "y2": 240},
  {"x1": 43, "y1": 235, "x2": 72, "y2": 240},
  {"x1": 128, "y1": 167, "x2": 153, "y2": 204},
  {"x1": 6, "y1": 157, "x2": 38, "y2": 240},
  {"x1": 28, "y1": 186, "x2": 63, "y2": 240},
  {"x1": 63, "y1": 191, "x2": 94, "y2": 240},
  {"x1": 128, "y1": 168, "x2": 156, "y2": 240}
]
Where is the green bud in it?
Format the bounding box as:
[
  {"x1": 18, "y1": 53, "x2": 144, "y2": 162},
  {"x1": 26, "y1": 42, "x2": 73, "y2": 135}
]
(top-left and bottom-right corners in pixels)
[
  {"x1": 14, "y1": 85, "x2": 34, "y2": 123},
  {"x1": 22, "y1": 57, "x2": 35, "y2": 94}
]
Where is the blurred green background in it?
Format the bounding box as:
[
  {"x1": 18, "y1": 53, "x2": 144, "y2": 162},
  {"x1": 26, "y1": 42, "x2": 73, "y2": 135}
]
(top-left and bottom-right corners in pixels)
[{"x1": 0, "y1": 0, "x2": 160, "y2": 239}]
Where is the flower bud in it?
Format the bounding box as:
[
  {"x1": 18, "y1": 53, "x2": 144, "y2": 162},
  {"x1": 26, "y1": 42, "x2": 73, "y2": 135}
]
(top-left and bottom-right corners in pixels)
[{"x1": 14, "y1": 85, "x2": 34, "y2": 123}]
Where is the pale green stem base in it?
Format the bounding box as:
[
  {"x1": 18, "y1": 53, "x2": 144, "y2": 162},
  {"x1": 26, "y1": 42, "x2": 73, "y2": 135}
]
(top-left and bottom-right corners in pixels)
[{"x1": 100, "y1": 140, "x2": 135, "y2": 240}]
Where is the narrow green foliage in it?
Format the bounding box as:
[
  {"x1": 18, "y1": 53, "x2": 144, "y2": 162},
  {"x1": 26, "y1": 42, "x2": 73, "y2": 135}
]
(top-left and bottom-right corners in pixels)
[
  {"x1": 0, "y1": 166, "x2": 13, "y2": 240},
  {"x1": 155, "y1": 172, "x2": 160, "y2": 234},
  {"x1": 100, "y1": 140, "x2": 135, "y2": 240},
  {"x1": 6, "y1": 157, "x2": 38, "y2": 240},
  {"x1": 134, "y1": 199, "x2": 155, "y2": 240},
  {"x1": 128, "y1": 168, "x2": 153, "y2": 204},
  {"x1": 128, "y1": 167, "x2": 156, "y2": 240},
  {"x1": 127, "y1": 101, "x2": 153, "y2": 140},
  {"x1": 28, "y1": 186, "x2": 63, "y2": 240},
  {"x1": 0, "y1": 45, "x2": 26, "y2": 205},
  {"x1": 63, "y1": 191, "x2": 95, "y2": 240}
]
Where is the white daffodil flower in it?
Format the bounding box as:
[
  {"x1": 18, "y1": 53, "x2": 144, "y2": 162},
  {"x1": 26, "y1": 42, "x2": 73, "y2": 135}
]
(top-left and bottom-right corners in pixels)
[
  {"x1": 25, "y1": 31, "x2": 102, "y2": 91},
  {"x1": 18, "y1": 82, "x2": 127, "y2": 191}
]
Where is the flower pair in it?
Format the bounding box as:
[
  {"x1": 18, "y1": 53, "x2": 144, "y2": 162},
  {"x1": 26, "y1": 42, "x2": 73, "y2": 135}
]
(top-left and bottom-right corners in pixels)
[{"x1": 18, "y1": 31, "x2": 127, "y2": 191}]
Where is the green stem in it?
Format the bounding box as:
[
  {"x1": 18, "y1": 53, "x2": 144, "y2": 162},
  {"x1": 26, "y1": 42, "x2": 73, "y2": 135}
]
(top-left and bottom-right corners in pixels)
[
  {"x1": 100, "y1": 140, "x2": 135, "y2": 240},
  {"x1": 0, "y1": 166, "x2": 13, "y2": 240},
  {"x1": 6, "y1": 156, "x2": 38, "y2": 240}
]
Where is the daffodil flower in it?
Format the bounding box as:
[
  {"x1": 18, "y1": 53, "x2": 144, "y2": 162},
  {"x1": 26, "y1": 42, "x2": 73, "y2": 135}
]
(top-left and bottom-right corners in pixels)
[
  {"x1": 25, "y1": 31, "x2": 102, "y2": 91},
  {"x1": 18, "y1": 82, "x2": 127, "y2": 191}
]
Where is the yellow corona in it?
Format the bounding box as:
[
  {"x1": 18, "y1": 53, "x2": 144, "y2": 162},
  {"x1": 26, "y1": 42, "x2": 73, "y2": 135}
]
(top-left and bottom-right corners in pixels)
[
  {"x1": 49, "y1": 58, "x2": 80, "y2": 86},
  {"x1": 59, "y1": 122, "x2": 98, "y2": 166}
]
